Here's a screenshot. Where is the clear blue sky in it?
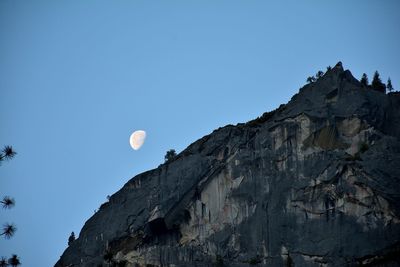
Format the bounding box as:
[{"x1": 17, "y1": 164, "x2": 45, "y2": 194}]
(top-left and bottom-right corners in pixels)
[{"x1": 0, "y1": 1, "x2": 399, "y2": 266}]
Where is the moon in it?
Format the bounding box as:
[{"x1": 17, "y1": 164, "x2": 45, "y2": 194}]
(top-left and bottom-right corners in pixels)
[{"x1": 129, "y1": 130, "x2": 146, "y2": 150}]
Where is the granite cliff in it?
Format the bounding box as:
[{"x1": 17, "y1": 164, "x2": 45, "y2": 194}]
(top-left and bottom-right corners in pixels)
[{"x1": 56, "y1": 63, "x2": 400, "y2": 267}]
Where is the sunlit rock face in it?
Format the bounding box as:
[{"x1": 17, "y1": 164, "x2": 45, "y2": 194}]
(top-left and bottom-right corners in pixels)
[{"x1": 55, "y1": 62, "x2": 400, "y2": 267}]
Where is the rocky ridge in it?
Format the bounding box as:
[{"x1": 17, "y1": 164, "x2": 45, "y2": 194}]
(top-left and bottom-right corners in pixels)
[{"x1": 56, "y1": 62, "x2": 400, "y2": 267}]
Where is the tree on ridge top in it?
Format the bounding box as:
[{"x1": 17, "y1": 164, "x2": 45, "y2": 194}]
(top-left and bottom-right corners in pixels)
[
  {"x1": 387, "y1": 78, "x2": 394, "y2": 93},
  {"x1": 316, "y1": 70, "x2": 324, "y2": 79},
  {"x1": 371, "y1": 71, "x2": 386, "y2": 93},
  {"x1": 306, "y1": 76, "x2": 316, "y2": 83},
  {"x1": 165, "y1": 149, "x2": 177, "y2": 163},
  {"x1": 360, "y1": 73, "x2": 369, "y2": 87}
]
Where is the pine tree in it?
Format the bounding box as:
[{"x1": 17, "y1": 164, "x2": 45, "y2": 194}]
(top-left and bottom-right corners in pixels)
[
  {"x1": 164, "y1": 149, "x2": 177, "y2": 163},
  {"x1": 360, "y1": 73, "x2": 369, "y2": 87},
  {"x1": 387, "y1": 77, "x2": 394, "y2": 93},
  {"x1": 316, "y1": 70, "x2": 324, "y2": 79},
  {"x1": 1, "y1": 197, "x2": 15, "y2": 209},
  {"x1": 371, "y1": 71, "x2": 386, "y2": 93},
  {"x1": 0, "y1": 257, "x2": 7, "y2": 267},
  {"x1": 1, "y1": 147, "x2": 17, "y2": 239},
  {"x1": 1, "y1": 224, "x2": 16, "y2": 239},
  {"x1": 1, "y1": 146, "x2": 19, "y2": 263},
  {"x1": 7, "y1": 255, "x2": 20, "y2": 267},
  {"x1": 306, "y1": 76, "x2": 316, "y2": 84},
  {"x1": 0, "y1": 146, "x2": 16, "y2": 166},
  {"x1": 68, "y1": 232, "x2": 76, "y2": 246}
]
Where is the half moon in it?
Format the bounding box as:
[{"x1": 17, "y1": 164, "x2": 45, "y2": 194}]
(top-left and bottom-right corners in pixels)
[{"x1": 130, "y1": 130, "x2": 146, "y2": 150}]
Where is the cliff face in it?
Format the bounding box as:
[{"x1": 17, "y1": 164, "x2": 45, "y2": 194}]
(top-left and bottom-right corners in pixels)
[{"x1": 56, "y1": 63, "x2": 400, "y2": 267}]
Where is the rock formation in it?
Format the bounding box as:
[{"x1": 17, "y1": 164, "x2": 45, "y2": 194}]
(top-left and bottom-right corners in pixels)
[{"x1": 56, "y1": 62, "x2": 400, "y2": 267}]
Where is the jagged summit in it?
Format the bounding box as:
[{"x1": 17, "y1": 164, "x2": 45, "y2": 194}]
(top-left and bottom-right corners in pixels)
[{"x1": 56, "y1": 63, "x2": 400, "y2": 267}]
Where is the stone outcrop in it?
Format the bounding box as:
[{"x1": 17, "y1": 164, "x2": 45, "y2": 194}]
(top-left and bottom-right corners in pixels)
[{"x1": 56, "y1": 62, "x2": 400, "y2": 267}]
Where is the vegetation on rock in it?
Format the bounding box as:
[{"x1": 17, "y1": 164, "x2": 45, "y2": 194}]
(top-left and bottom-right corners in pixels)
[
  {"x1": 371, "y1": 71, "x2": 386, "y2": 93},
  {"x1": 164, "y1": 149, "x2": 177, "y2": 163},
  {"x1": 387, "y1": 77, "x2": 394, "y2": 93},
  {"x1": 68, "y1": 232, "x2": 76, "y2": 246},
  {"x1": 360, "y1": 73, "x2": 369, "y2": 87}
]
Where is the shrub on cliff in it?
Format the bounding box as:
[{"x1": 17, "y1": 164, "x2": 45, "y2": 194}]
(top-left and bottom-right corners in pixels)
[
  {"x1": 164, "y1": 149, "x2": 177, "y2": 163},
  {"x1": 306, "y1": 76, "x2": 316, "y2": 83},
  {"x1": 68, "y1": 232, "x2": 75, "y2": 246},
  {"x1": 316, "y1": 70, "x2": 324, "y2": 79}
]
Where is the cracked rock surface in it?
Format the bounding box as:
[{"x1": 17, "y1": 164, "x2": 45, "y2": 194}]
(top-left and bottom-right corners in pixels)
[{"x1": 55, "y1": 63, "x2": 400, "y2": 267}]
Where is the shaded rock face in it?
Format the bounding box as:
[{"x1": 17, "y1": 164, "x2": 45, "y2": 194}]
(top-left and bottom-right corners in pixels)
[{"x1": 56, "y1": 63, "x2": 400, "y2": 267}]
